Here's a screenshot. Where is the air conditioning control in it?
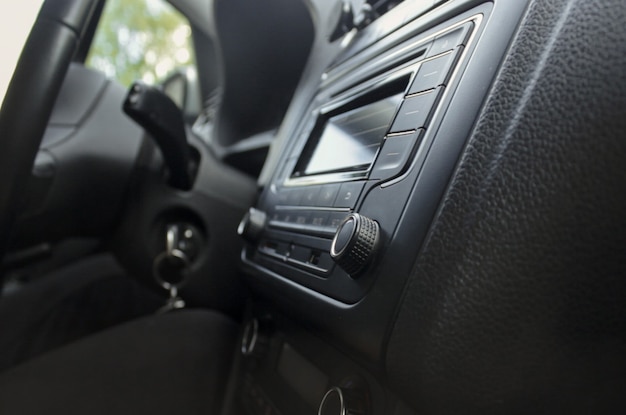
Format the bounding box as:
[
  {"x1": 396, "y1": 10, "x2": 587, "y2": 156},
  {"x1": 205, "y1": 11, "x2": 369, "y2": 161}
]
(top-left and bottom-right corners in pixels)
[{"x1": 330, "y1": 213, "x2": 380, "y2": 277}]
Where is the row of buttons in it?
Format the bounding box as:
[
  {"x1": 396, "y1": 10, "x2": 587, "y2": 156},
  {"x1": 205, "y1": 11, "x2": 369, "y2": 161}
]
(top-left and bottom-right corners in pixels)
[
  {"x1": 389, "y1": 47, "x2": 461, "y2": 134},
  {"x1": 276, "y1": 24, "x2": 472, "y2": 207},
  {"x1": 269, "y1": 210, "x2": 348, "y2": 237},
  {"x1": 365, "y1": 25, "x2": 472, "y2": 182},
  {"x1": 277, "y1": 181, "x2": 365, "y2": 209},
  {"x1": 258, "y1": 240, "x2": 334, "y2": 275},
  {"x1": 388, "y1": 23, "x2": 472, "y2": 135}
]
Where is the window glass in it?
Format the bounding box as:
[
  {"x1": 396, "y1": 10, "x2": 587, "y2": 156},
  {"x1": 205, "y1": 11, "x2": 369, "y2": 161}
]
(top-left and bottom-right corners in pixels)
[{"x1": 86, "y1": 0, "x2": 195, "y2": 87}]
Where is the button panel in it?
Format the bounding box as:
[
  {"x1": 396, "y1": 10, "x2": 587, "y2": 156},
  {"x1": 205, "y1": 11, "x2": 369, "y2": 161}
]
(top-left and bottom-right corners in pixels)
[
  {"x1": 328, "y1": 212, "x2": 349, "y2": 229},
  {"x1": 370, "y1": 131, "x2": 422, "y2": 181},
  {"x1": 309, "y1": 210, "x2": 330, "y2": 227},
  {"x1": 301, "y1": 186, "x2": 321, "y2": 206},
  {"x1": 286, "y1": 188, "x2": 304, "y2": 206},
  {"x1": 255, "y1": 21, "x2": 476, "y2": 292},
  {"x1": 258, "y1": 240, "x2": 335, "y2": 275},
  {"x1": 389, "y1": 88, "x2": 440, "y2": 133},
  {"x1": 317, "y1": 184, "x2": 341, "y2": 207},
  {"x1": 408, "y1": 49, "x2": 459, "y2": 95},
  {"x1": 427, "y1": 22, "x2": 473, "y2": 57},
  {"x1": 277, "y1": 182, "x2": 364, "y2": 210},
  {"x1": 269, "y1": 208, "x2": 348, "y2": 238},
  {"x1": 334, "y1": 182, "x2": 365, "y2": 208}
]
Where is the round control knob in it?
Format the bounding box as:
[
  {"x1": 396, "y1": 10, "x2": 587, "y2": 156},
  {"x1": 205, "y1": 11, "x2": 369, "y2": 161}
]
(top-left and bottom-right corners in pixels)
[
  {"x1": 330, "y1": 213, "x2": 380, "y2": 277},
  {"x1": 318, "y1": 387, "x2": 365, "y2": 415},
  {"x1": 237, "y1": 208, "x2": 267, "y2": 242}
]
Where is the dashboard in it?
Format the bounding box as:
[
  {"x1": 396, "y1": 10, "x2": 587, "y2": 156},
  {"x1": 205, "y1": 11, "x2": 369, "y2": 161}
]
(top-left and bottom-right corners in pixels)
[
  {"x1": 234, "y1": 0, "x2": 537, "y2": 414},
  {"x1": 246, "y1": 7, "x2": 484, "y2": 305}
]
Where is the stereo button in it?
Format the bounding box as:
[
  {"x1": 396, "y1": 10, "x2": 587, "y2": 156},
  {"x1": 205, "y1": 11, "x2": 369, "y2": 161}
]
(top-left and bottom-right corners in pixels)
[
  {"x1": 408, "y1": 49, "x2": 458, "y2": 95},
  {"x1": 289, "y1": 245, "x2": 310, "y2": 263},
  {"x1": 293, "y1": 212, "x2": 310, "y2": 225},
  {"x1": 390, "y1": 89, "x2": 438, "y2": 133},
  {"x1": 281, "y1": 211, "x2": 302, "y2": 225},
  {"x1": 328, "y1": 212, "x2": 349, "y2": 229},
  {"x1": 370, "y1": 131, "x2": 420, "y2": 181},
  {"x1": 310, "y1": 211, "x2": 330, "y2": 227},
  {"x1": 317, "y1": 184, "x2": 341, "y2": 207},
  {"x1": 427, "y1": 22, "x2": 473, "y2": 57},
  {"x1": 277, "y1": 189, "x2": 290, "y2": 205},
  {"x1": 301, "y1": 186, "x2": 321, "y2": 206},
  {"x1": 286, "y1": 188, "x2": 304, "y2": 206},
  {"x1": 334, "y1": 182, "x2": 365, "y2": 208}
]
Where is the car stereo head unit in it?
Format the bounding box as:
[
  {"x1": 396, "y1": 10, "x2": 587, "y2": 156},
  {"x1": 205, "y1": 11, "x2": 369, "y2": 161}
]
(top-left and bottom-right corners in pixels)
[
  {"x1": 243, "y1": 15, "x2": 481, "y2": 303},
  {"x1": 286, "y1": 74, "x2": 411, "y2": 187},
  {"x1": 290, "y1": 82, "x2": 409, "y2": 185}
]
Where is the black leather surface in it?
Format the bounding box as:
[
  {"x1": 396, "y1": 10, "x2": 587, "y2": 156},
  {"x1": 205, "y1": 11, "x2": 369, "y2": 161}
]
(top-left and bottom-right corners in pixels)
[{"x1": 386, "y1": 0, "x2": 626, "y2": 413}]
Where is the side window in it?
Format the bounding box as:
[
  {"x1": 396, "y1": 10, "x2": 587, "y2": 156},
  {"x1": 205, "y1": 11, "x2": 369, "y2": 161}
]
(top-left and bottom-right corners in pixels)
[{"x1": 86, "y1": 0, "x2": 195, "y2": 87}]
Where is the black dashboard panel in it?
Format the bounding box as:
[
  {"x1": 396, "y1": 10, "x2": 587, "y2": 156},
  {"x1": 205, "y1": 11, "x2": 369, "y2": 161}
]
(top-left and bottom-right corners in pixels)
[
  {"x1": 386, "y1": 0, "x2": 626, "y2": 412},
  {"x1": 242, "y1": 0, "x2": 528, "y2": 358},
  {"x1": 245, "y1": 11, "x2": 483, "y2": 304},
  {"x1": 235, "y1": 0, "x2": 536, "y2": 413}
]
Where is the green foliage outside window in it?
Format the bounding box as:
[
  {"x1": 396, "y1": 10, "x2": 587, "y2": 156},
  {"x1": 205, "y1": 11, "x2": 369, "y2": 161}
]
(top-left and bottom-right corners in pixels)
[{"x1": 86, "y1": 0, "x2": 195, "y2": 87}]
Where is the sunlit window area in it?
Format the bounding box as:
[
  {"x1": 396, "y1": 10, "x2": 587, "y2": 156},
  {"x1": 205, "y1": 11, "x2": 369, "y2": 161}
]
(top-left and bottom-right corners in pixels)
[
  {"x1": 85, "y1": 0, "x2": 195, "y2": 87},
  {"x1": 0, "y1": 0, "x2": 44, "y2": 106}
]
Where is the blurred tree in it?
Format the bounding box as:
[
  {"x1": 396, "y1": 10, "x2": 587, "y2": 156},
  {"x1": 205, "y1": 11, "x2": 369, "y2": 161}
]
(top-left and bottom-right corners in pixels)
[{"x1": 86, "y1": 0, "x2": 194, "y2": 87}]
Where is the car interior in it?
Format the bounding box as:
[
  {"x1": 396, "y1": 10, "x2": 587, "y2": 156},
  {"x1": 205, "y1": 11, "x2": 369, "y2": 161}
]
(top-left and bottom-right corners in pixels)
[{"x1": 0, "y1": 0, "x2": 625, "y2": 413}]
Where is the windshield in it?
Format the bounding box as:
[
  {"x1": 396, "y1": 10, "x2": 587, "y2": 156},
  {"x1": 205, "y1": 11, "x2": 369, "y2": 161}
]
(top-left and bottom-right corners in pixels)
[{"x1": 0, "y1": 0, "x2": 44, "y2": 107}]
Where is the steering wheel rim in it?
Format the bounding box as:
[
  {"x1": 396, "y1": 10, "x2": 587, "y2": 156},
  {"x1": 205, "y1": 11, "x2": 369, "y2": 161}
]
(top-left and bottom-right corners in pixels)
[{"x1": 0, "y1": 0, "x2": 99, "y2": 262}]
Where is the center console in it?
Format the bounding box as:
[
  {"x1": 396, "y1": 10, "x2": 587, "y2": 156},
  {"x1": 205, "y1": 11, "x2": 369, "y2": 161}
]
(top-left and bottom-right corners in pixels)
[
  {"x1": 242, "y1": 5, "x2": 483, "y2": 303},
  {"x1": 233, "y1": 0, "x2": 530, "y2": 414}
]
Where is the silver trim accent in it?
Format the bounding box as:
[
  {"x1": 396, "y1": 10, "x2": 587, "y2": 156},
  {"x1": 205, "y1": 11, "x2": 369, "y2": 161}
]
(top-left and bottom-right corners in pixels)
[
  {"x1": 274, "y1": 205, "x2": 350, "y2": 212},
  {"x1": 165, "y1": 224, "x2": 178, "y2": 256},
  {"x1": 285, "y1": 172, "x2": 368, "y2": 187},
  {"x1": 386, "y1": 130, "x2": 417, "y2": 138},
  {"x1": 318, "y1": 387, "x2": 346, "y2": 415},
  {"x1": 241, "y1": 318, "x2": 259, "y2": 356},
  {"x1": 330, "y1": 215, "x2": 354, "y2": 258}
]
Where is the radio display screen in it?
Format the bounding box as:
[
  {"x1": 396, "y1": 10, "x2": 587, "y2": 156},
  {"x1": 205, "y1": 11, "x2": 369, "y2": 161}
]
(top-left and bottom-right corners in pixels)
[{"x1": 293, "y1": 93, "x2": 403, "y2": 177}]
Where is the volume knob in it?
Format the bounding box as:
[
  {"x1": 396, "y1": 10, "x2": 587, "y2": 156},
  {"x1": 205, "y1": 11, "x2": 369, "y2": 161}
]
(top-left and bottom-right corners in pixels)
[{"x1": 330, "y1": 213, "x2": 380, "y2": 277}]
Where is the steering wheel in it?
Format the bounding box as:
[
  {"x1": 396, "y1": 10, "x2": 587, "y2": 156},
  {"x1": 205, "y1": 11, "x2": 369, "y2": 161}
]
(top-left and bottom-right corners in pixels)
[{"x1": 0, "y1": 0, "x2": 99, "y2": 262}]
